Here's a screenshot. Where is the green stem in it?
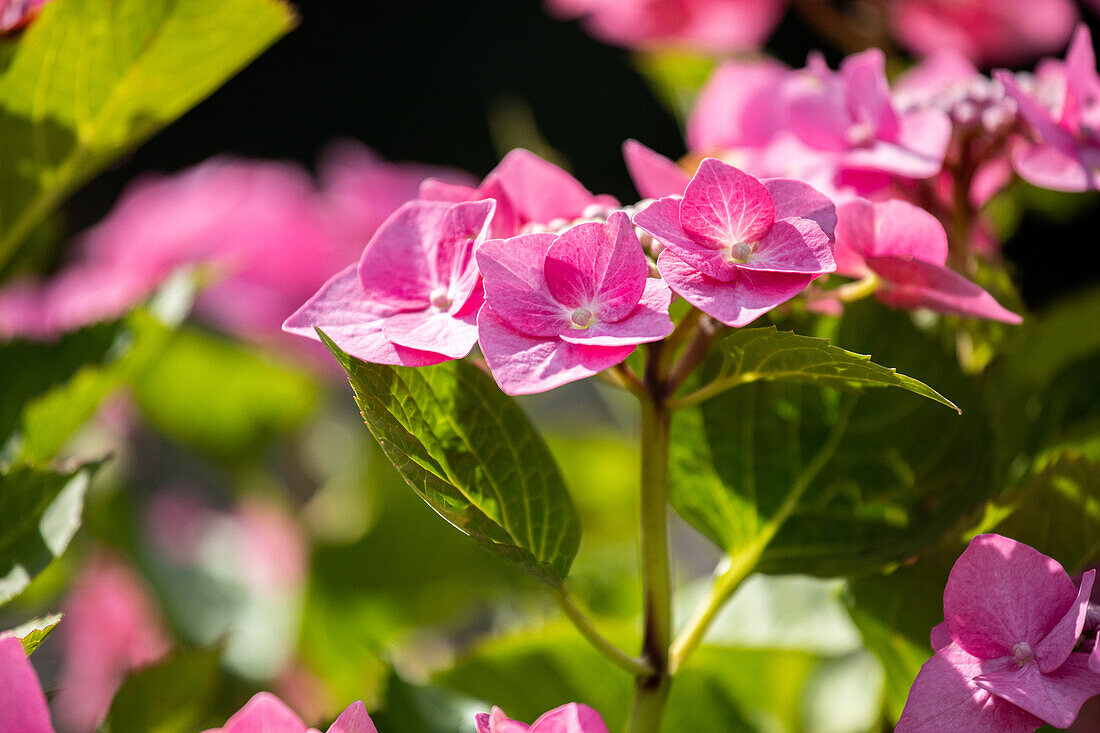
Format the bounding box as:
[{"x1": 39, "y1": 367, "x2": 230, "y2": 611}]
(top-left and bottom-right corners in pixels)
[
  {"x1": 625, "y1": 390, "x2": 673, "y2": 733},
  {"x1": 555, "y1": 588, "x2": 654, "y2": 677}
]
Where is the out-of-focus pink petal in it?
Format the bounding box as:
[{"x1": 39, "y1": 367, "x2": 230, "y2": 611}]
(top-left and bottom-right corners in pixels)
[
  {"x1": 357, "y1": 201, "x2": 447, "y2": 309},
  {"x1": 895, "y1": 642, "x2": 1044, "y2": 733},
  {"x1": 931, "y1": 622, "x2": 953, "y2": 652},
  {"x1": 477, "y1": 306, "x2": 634, "y2": 395},
  {"x1": 382, "y1": 307, "x2": 480, "y2": 359},
  {"x1": 528, "y1": 702, "x2": 610, "y2": 733},
  {"x1": 545, "y1": 213, "x2": 647, "y2": 321},
  {"x1": 623, "y1": 140, "x2": 690, "y2": 199},
  {"x1": 894, "y1": 49, "x2": 980, "y2": 103},
  {"x1": 476, "y1": 707, "x2": 530, "y2": 733},
  {"x1": 203, "y1": 692, "x2": 308, "y2": 733},
  {"x1": 1034, "y1": 570, "x2": 1096, "y2": 673},
  {"x1": 418, "y1": 178, "x2": 477, "y2": 202},
  {"x1": 974, "y1": 653, "x2": 1100, "y2": 728},
  {"x1": 656, "y1": 250, "x2": 812, "y2": 327},
  {"x1": 832, "y1": 201, "x2": 876, "y2": 277},
  {"x1": 944, "y1": 534, "x2": 1078, "y2": 661},
  {"x1": 866, "y1": 199, "x2": 949, "y2": 264},
  {"x1": 735, "y1": 217, "x2": 834, "y2": 275},
  {"x1": 679, "y1": 158, "x2": 775, "y2": 248},
  {"x1": 870, "y1": 256, "x2": 1023, "y2": 323},
  {"x1": 687, "y1": 59, "x2": 789, "y2": 151},
  {"x1": 477, "y1": 234, "x2": 572, "y2": 337},
  {"x1": 0, "y1": 636, "x2": 55, "y2": 733},
  {"x1": 491, "y1": 149, "x2": 614, "y2": 224},
  {"x1": 282, "y1": 265, "x2": 449, "y2": 367},
  {"x1": 1010, "y1": 139, "x2": 1098, "y2": 192},
  {"x1": 559, "y1": 278, "x2": 673, "y2": 346},
  {"x1": 762, "y1": 179, "x2": 838, "y2": 241},
  {"x1": 325, "y1": 701, "x2": 378, "y2": 733},
  {"x1": 842, "y1": 49, "x2": 899, "y2": 139}
]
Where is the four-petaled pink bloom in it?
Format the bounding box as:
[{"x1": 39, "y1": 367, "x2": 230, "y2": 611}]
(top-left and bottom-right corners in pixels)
[
  {"x1": 0, "y1": 635, "x2": 56, "y2": 733},
  {"x1": 203, "y1": 692, "x2": 377, "y2": 733},
  {"x1": 476, "y1": 703, "x2": 609, "y2": 733},
  {"x1": 633, "y1": 157, "x2": 836, "y2": 327},
  {"x1": 833, "y1": 199, "x2": 1022, "y2": 323},
  {"x1": 996, "y1": 25, "x2": 1100, "y2": 192},
  {"x1": 898, "y1": 534, "x2": 1100, "y2": 732},
  {"x1": 284, "y1": 199, "x2": 496, "y2": 367},
  {"x1": 476, "y1": 210, "x2": 673, "y2": 395}
]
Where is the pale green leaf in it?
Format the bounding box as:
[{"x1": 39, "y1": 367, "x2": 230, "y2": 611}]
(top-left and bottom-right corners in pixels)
[{"x1": 2, "y1": 611, "x2": 62, "y2": 654}]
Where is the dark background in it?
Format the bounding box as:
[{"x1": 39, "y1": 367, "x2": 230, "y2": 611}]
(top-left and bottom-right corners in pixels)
[{"x1": 67, "y1": 0, "x2": 1099, "y2": 308}]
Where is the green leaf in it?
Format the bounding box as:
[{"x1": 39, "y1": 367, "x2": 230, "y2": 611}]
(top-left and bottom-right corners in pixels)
[
  {"x1": 0, "y1": 461, "x2": 95, "y2": 606},
  {"x1": 0, "y1": 0, "x2": 296, "y2": 267},
  {"x1": 131, "y1": 327, "x2": 319, "y2": 460},
  {"x1": 680, "y1": 326, "x2": 957, "y2": 412},
  {"x1": 2, "y1": 612, "x2": 63, "y2": 654},
  {"x1": 319, "y1": 330, "x2": 581, "y2": 586},
  {"x1": 104, "y1": 648, "x2": 222, "y2": 733}
]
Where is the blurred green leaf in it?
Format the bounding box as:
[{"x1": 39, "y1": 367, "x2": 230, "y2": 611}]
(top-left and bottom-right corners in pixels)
[
  {"x1": 104, "y1": 648, "x2": 223, "y2": 733},
  {"x1": 0, "y1": 461, "x2": 95, "y2": 606},
  {"x1": 634, "y1": 50, "x2": 716, "y2": 124},
  {"x1": 369, "y1": 670, "x2": 484, "y2": 733},
  {"x1": 319, "y1": 330, "x2": 581, "y2": 586},
  {"x1": 2, "y1": 611, "x2": 62, "y2": 654},
  {"x1": 132, "y1": 327, "x2": 319, "y2": 460},
  {"x1": 0, "y1": 0, "x2": 296, "y2": 269}
]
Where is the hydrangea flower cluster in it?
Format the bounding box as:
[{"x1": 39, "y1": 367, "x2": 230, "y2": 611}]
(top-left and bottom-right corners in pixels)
[
  {"x1": 898, "y1": 534, "x2": 1100, "y2": 732},
  {"x1": 476, "y1": 703, "x2": 609, "y2": 733}
]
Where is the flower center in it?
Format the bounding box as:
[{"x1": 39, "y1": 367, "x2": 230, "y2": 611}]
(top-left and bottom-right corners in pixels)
[
  {"x1": 1012, "y1": 641, "x2": 1034, "y2": 665},
  {"x1": 429, "y1": 287, "x2": 452, "y2": 310},
  {"x1": 570, "y1": 306, "x2": 595, "y2": 329},
  {"x1": 727, "y1": 241, "x2": 753, "y2": 264}
]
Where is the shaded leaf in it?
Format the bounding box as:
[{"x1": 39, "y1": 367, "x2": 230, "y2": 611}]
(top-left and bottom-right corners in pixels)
[
  {"x1": 1, "y1": 611, "x2": 62, "y2": 654},
  {"x1": 104, "y1": 648, "x2": 222, "y2": 733}
]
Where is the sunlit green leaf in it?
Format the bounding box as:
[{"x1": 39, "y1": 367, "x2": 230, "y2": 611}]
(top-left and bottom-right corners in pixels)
[{"x1": 2, "y1": 611, "x2": 62, "y2": 654}]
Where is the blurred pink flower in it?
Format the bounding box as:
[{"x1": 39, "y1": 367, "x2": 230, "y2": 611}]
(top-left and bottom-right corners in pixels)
[
  {"x1": 0, "y1": 636, "x2": 55, "y2": 733},
  {"x1": 546, "y1": 0, "x2": 785, "y2": 53},
  {"x1": 203, "y1": 693, "x2": 376, "y2": 733},
  {"x1": 0, "y1": 0, "x2": 49, "y2": 32},
  {"x1": 888, "y1": 0, "x2": 1078, "y2": 67},
  {"x1": 476, "y1": 703, "x2": 609, "y2": 733},
  {"x1": 687, "y1": 59, "x2": 790, "y2": 154},
  {"x1": 53, "y1": 552, "x2": 171, "y2": 733}
]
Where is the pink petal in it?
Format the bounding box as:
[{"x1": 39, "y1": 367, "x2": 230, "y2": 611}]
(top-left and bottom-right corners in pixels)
[
  {"x1": 283, "y1": 265, "x2": 449, "y2": 367},
  {"x1": 839, "y1": 132, "x2": 948, "y2": 179},
  {"x1": 867, "y1": 199, "x2": 949, "y2": 264},
  {"x1": 832, "y1": 201, "x2": 876, "y2": 277},
  {"x1": 679, "y1": 158, "x2": 776, "y2": 248},
  {"x1": 656, "y1": 250, "x2": 813, "y2": 327},
  {"x1": 633, "y1": 198, "x2": 737, "y2": 282},
  {"x1": 0, "y1": 636, "x2": 55, "y2": 733},
  {"x1": 325, "y1": 701, "x2": 378, "y2": 733},
  {"x1": 477, "y1": 306, "x2": 634, "y2": 395},
  {"x1": 436, "y1": 199, "x2": 495, "y2": 311},
  {"x1": 841, "y1": 49, "x2": 899, "y2": 139},
  {"x1": 357, "y1": 201, "x2": 448, "y2": 309},
  {"x1": 944, "y1": 534, "x2": 1079, "y2": 661},
  {"x1": 931, "y1": 622, "x2": 953, "y2": 652},
  {"x1": 206, "y1": 692, "x2": 308, "y2": 733},
  {"x1": 545, "y1": 212, "x2": 647, "y2": 321},
  {"x1": 491, "y1": 149, "x2": 612, "y2": 224},
  {"x1": 762, "y1": 178, "x2": 838, "y2": 241},
  {"x1": 870, "y1": 256, "x2": 1023, "y2": 323},
  {"x1": 735, "y1": 217, "x2": 835, "y2": 275},
  {"x1": 382, "y1": 307, "x2": 479, "y2": 360},
  {"x1": 476, "y1": 707, "x2": 530, "y2": 733},
  {"x1": 895, "y1": 642, "x2": 1044, "y2": 733},
  {"x1": 418, "y1": 178, "x2": 477, "y2": 202},
  {"x1": 1091, "y1": 636, "x2": 1100, "y2": 674},
  {"x1": 623, "y1": 140, "x2": 690, "y2": 199},
  {"x1": 1010, "y1": 140, "x2": 1095, "y2": 193},
  {"x1": 974, "y1": 654, "x2": 1100, "y2": 728},
  {"x1": 528, "y1": 703, "x2": 609, "y2": 733},
  {"x1": 687, "y1": 59, "x2": 789, "y2": 151},
  {"x1": 560, "y1": 278, "x2": 673, "y2": 346},
  {"x1": 477, "y1": 233, "x2": 572, "y2": 337},
  {"x1": 785, "y1": 70, "x2": 852, "y2": 152},
  {"x1": 1035, "y1": 570, "x2": 1096, "y2": 673}
]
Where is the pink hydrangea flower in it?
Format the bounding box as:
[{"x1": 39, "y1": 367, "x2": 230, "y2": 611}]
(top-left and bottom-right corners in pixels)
[
  {"x1": 203, "y1": 693, "x2": 376, "y2": 733},
  {"x1": 897, "y1": 534, "x2": 1100, "y2": 732},
  {"x1": 476, "y1": 211, "x2": 673, "y2": 395},
  {"x1": 623, "y1": 140, "x2": 691, "y2": 200},
  {"x1": 53, "y1": 553, "x2": 172, "y2": 733},
  {"x1": 476, "y1": 703, "x2": 609, "y2": 733},
  {"x1": 887, "y1": 0, "x2": 1078, "y2": 67},
  {"x1": 686, "y1": 59, "x2": 791, "y2": 154},
  {"x1": 0, "y1": 635, "x2": 55, "y2": 733},
  {"x1": 545, "y1": 0, "x2": 785, "y2": 54},
  {"x1": 284, "y1": 199, "x2": 495, "y2": 365},
  {"x1": 0, "y1": 0, "x2": 50, "y2": 32},
  {"x1": 996, "y1": 25, "x2": 1100, "y2": 192},
  {"x1": 833, "y1": 199, "x2": 1022, "y2": 323},
  {"x1": 632, "y1": 157, "x2": 836, "y2": 327},
  {"x1": 785, "y1": 49, "x2": 952, "y2": 180}
]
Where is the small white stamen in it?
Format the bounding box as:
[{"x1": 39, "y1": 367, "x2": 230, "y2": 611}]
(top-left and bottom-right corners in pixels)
[{"x1": 429, "y1": 287, "x2": 452, "y2": 310}]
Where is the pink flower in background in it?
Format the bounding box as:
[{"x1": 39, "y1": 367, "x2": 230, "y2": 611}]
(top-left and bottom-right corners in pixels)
[
  {"x1": 0, "y1": 636, "x2": 55, "y2": 733},
  {"x1": 545, "y1": 0, "x2": 785, "y2": 53},
  {"x1": 623, "y1": 140, "x2": 691, "y2": 200},
  {"x1": 284, "y1": 199, "x2": 495, "y2": 365},
  {"x1": 888, "y1": 0, "x2": 1078, "y2": 67},
  {"x1": 476, "y1": 703, "x2": 609, "y2": 733},
  {"x1": 687, "y1": 59, "x2": 790, "y2": 154},
  {"x1": 833, "y1": 199, "x2": 1021, "y2": 323},
  {"x1": 997, "y1": 25, "x2": 1100, "y2": 192},
  {"x1": 0, "y1": 0, "x2": 50, "y2": 32},
  {"x1": 203, "y1": 693, "x2": 376, "y2": 733},
  {"x1": 53, "y1": 553, "x2": 171, "y2": 733},
  {"x1": 897, "y1": 534, "x2": 1100, "y2": 732},
  {"x1": 477, "y1": 211, "x2": 673, "y2": 395},
  {"x1": 633, "y1": 157, "x2": 835, "y2": 327}
]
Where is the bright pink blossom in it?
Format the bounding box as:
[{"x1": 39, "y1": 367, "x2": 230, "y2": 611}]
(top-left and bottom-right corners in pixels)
[
  {"x1": 633, "y1": 157, "x2": 835, "y2": 327},
  {"x1": 997, "y1": 25, "x2": 1100, "y2": 192},
  {"x1": 897, "y1": 534, "x2": 1100, "y2": 731},
  {"x1": 545, "y1": 0, "x2": 785, "y2": 53},
  {"x1": 475, "y1": 703, "x2": 609, "y2": 733},
  {"x1": 284, "y1": 199, "x2": 495, "y2": 365},
  {"x1": 0, "y1": 636, "x2": 55, "y2": 733},
  {"x1": 476, "y1": 211, "x2": 673, "y2": 395},
  {"x1": 0, "y1": 0, "x2": 49, "y2": 32},
  {"x1": 203, "y1": 693, "x2": 376, "y2": 733},
  {"x1": 888, "y1": 0, "x2": 1078, "y2": 67},
  {"x1": 53, "y1": 553, "x2": 172, "y2": 733},
  {"x1": 833, "y1": 199, "x2": 1021, "y2": 323}
]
